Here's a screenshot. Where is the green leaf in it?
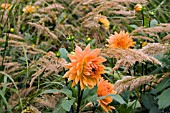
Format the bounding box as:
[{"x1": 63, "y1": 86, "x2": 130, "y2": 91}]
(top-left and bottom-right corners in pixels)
[
  {"x1": 0, "y1": 90, "x2": 12, "y2": 113},
  {"x1": 128, "y1": 100, "x2": 141, "y2": 109},
  {"x1": 53, "y1": 98, "x2": 66, "y2": 113},
  {"x1": 157, "y1": 87, "x2": 170, "y2": 109},
  {"x1": 59, "y1": 48, "x2": 69, "y2": 61},
  {"x1": 129, "y1": 24, "x2": 138, "y2": 29},
  {"x1": 149, "y1": 106, "x2": 159, "y2": 113},
  {"x1": 150, "y1": 19, "x2": 158, "y2": 27},
  {"x1": 82, "y1": 86, "x2": 97, "y2": 101},
  {"x1": 151, "y1": 77, "x2": 170, "y2": 94},
  {"x1": 141, "y1": 94, "x2": 155, "y2": 109},
  {"x1": 109, "y1": 94, "x2": 126, "y2": 104},
  {"x1": 61, "y1": 98, "x2": 75, "y2": 111},
  {"x1": 97, "y1": 94, "x2": 126, "y2": 104},
  {"x1": 40, "y1": 89, "x2": 72, "y2": 98},
  {"x1": 87, "y1": 94, "x2": 98, "y2": 102}
]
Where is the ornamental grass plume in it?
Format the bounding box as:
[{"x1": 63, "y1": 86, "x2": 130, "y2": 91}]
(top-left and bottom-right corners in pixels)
[
  {"x1": 63, "y1": 44, "x2": 106, "y2": 90},
  {"x1": 22, "y1": 5, "x2": 36, "y2": 14},
  {"x1": 97, "y1": 78, "x2": 117, "y2": 113},
  {"x1": 107, "y1": 31, "x2": 136, "y2": 49}
]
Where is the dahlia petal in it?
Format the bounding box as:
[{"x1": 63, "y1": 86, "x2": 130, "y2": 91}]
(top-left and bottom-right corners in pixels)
[
  {"x1": 90, "y1": 48, "x2": 101, "y2": 57},
  {"x1": 72, "y1": 81, "x2": 76, "y2": 87},
  {"x1": 68, "y1": 74, "x2": 76, "y2": 81},
  {"x1": 63, "y1": 72, "x2": 70, "y2": 78},
  {"x1": 84, "y1": 71, "x2": 91, "y2": 76},
  {"x1": 75, "y1": 45, "x2": 83, "y2": 58},
  {"x1": 82, "y1": 76, "x2": 88, "y2": 86},
  {"x1": 80, "y1": 79, "x2": 85, "y2": 90},
  {"x1": 75, "y1": 76, "x2": 80, "y2": 84},
  {"x1": 83, "y1": 44, "x2": 90, "y2": 56},
  {"x1": 65, "y1": 63, "x2": 72, "y2": 69},
  {"x1": 68, "y1": 54, "x2": 76, "y2": 61},
  {"x1": 100, "y1": 102, "x2": 109, "y2": 113}
]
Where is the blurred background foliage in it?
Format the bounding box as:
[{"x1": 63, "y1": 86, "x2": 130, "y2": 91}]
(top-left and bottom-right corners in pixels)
[{"x1": 0, "y1": 0, "x2": 170, "y2": 113}]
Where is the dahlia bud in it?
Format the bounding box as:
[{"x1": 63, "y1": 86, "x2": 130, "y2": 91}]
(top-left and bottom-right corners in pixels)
[{"x1": 134, "y1": 4, "x2": 143, "y2": 12}]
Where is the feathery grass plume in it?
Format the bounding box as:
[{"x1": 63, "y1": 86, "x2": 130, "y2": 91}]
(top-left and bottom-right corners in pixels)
[
  {"x1": 79, "y1": 1, "x2": 119, "y2": 22},
  {"x1": 131, "y1": 24, "x2": 170, "y2": 35},
  {"x1": 39, "y1": 3, "x2": 64, "y2": 13},
  {"x1": 63, "y1": 44, "x2": 106, "y2": 90},
  {"x1": 3, "y1": 33, "x2": 24, "y2": 40},
  {"x1": 161, "y1": 35, "x2": 170, "y2": 43},
  {"x1": 111, "y1": 0, "x2": 148, "y2": 3},
  {"x1": 114, "y1": 75, "x2": 155, "y2": 94},
  {"x1": 131, "y1": 36, "x2": 154, "y2": 42},
  {"x1": 29, "y1": 51, "x2": 66, "y2": 87},
  {"x1": 70, "y1": 0, "x2": 106, "y2": 5},
  {"x1": 112, "y1": 10, "x2": 135, "y2": 16},
  {"x1": 34, "y1": 95, "x2": 57, "y2": 108},
  {"x1": 27, "y1": 22, "x2": 59, "y2": 41},
  {"x1": 9, "y1": 87, "x2": 35, "y2": 108},
  {"x1": 0, "y1": 39, "x2": 47, "y2": 54},
  {"x1": 97, "y1": 78, "x2": 117, "y2": 113},
  {"x1": 139, "y1": 43, "x2": 169, "y2": 56},
  {"x1": 0, "y1": 55, "x2": 23, "y2": 74},
  {"x1": 101, "y1": 48, "x2": 162, "y2": 72},
  {"x1": 38, "y1": 16, "x2": 53, "y2": 24}
]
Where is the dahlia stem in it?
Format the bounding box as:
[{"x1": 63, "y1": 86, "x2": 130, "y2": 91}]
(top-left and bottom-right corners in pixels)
[
  {"x1": 76, "y1": 84, "x2": 84, "y2": 113},
  {"x1": 141, "y1": 10, "x2": 145, "y2": 26}
]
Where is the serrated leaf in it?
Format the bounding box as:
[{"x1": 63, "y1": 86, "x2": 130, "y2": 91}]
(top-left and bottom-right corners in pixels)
[
  {"x1": 40, "y1": 89, "x2": 72, "y2": 98},
  {"x1": 151, "y1": 77, "x2": 170, "y2": 94},
  {"x1": 157, "y1": 87, "x2": 170, "y2": 109},
  {"x1": 61, "y1": 98, "x2": 75, "y2": 111}
]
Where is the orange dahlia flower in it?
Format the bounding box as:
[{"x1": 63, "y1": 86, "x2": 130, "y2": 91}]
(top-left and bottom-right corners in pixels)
[
  {"x1": 98, "y1": 17, "x2": 110, "y2": 29},
  {"x1": 107, "y1": 31, "x2": 135, "y2": 49},
  {"x1": 63, "y1": 44, "x2": 106, "y2": 90},
  {"x1": 1, "y1": 3, "x2": 12, "y2": 10},
  {"x1": 97, "y1": 78, "x2": 116, "y2": 113},
  {"x1": 22, "y1": 5, "x2": 35, "y2": 14}
]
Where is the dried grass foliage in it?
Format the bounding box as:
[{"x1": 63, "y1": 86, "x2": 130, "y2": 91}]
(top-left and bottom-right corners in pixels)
[
  {"x1": 29, "y1": 51, "x2": 66, "y2": 87},
  {"x1": 161, "y1": 35, "x2": 170, "y2": 43},
  {"x1": 139, "y1": 43, "x2": 169, "y2": 56},
  {"x1": 131, "y1": 24, "x2": 170, "y2": 35},
  {"x1": 101, "y1": 48, "x2": 162, "y2": 72},
  {"x1": 27, "y1": 22, "x2": 59, "y2": 41},
  {"x1": 39, "y1": 3, "x2": 64, "y2": 13},
  {"x1": 34, "y1": 93, "x2": 65, "y2": 109},
  {"x1": 114, "y1": 75, "x2": 155, "y2": 94},
  {"x1": 131, "y1": 36, "x2": 154, "y2": 42},
  {"x1": 0, "y1": 38, "x2": 46, "y2": 54},
  {"x1": 3, "y1": 33, "x2": 24, "y2": 40},
  {"x1": 9, "y1": 87, "x2": 35, "y2": 108}
]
